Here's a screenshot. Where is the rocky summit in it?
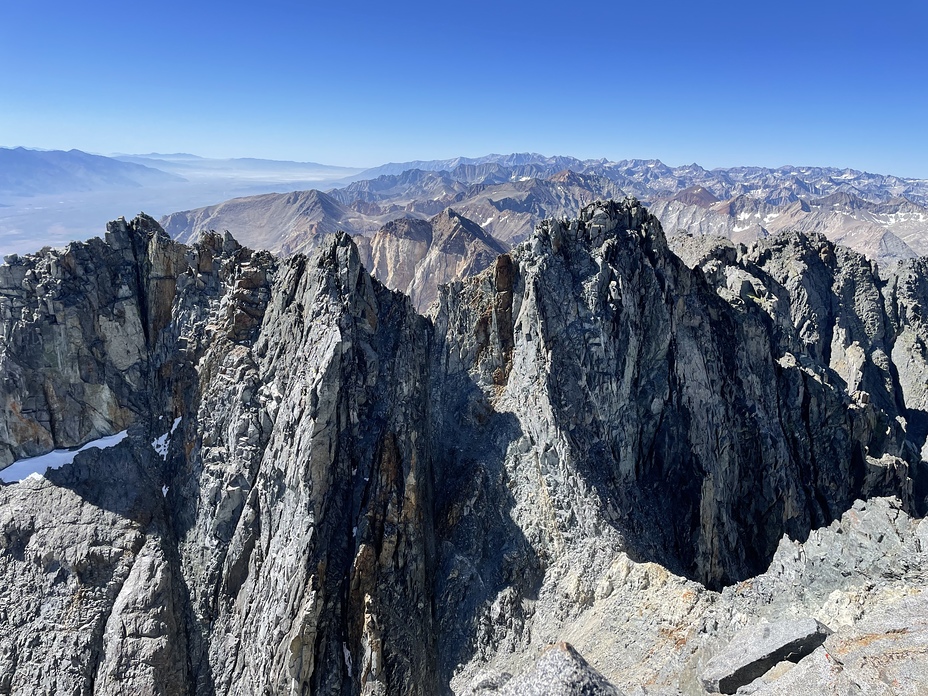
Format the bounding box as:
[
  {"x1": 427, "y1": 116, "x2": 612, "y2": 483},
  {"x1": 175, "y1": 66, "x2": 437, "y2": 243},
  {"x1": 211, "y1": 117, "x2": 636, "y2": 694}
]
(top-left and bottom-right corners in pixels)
[{"x1": 1, "y1": 200, "x2": 926, "y2": 695}]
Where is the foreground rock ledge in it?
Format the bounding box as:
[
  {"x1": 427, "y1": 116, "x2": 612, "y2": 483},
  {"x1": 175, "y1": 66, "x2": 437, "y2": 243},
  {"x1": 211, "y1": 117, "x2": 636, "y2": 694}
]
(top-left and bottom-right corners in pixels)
[{"x1": 701, "y1": 618, "x2": 832, "y2": 693}]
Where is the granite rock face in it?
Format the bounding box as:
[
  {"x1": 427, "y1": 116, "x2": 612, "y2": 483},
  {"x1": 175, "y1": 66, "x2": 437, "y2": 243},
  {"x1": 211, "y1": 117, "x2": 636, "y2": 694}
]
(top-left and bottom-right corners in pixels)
[
  {"x1": 0, "y1": 215, "x2": 178, "y2": 465},
  {"x1": 432, "y1": 201, "x2": 919, "y2": 592},
  {"x1": 0, "y1": 202, "x2": 926, "y2": 695},
  {"x1": 0, "y1": 431, "x2": 188, "y2": 696},
  {"x1": 465, "y1": 642, "x2": 623, "y2": 696}
]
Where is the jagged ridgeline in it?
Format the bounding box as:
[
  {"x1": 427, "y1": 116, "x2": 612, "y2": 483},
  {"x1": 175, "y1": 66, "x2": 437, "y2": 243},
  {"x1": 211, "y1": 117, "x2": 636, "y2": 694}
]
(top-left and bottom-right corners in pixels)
[{"x1": 0, "y1": 200, "x2": 926, "y2": 694}]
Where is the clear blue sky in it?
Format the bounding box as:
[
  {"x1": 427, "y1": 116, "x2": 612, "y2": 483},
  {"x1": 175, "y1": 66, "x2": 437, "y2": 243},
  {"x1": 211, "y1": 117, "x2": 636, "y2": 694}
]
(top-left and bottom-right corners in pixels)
[{"x1": 2, "y1": 1, "x2": 926, "y2": 176}]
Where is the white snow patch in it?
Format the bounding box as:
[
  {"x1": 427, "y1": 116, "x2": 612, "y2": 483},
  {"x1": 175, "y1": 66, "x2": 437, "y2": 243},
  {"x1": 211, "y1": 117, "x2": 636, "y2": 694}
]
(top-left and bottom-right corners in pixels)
[
  {"x1": 482, "y1": 217, "x2": 495, "y2": 227},
  {"x1": 0, "y1": 431, "x2": 129, "y2": 484},
  {"x1": 162, "y1": 485, "x2": 169, "y2": 497},
  {"x1": 151, "y1": 433, "x2": 170, "y2": 459},
  {"x1": 151, "y1": 417, "x2": 182, "y2": 460}
]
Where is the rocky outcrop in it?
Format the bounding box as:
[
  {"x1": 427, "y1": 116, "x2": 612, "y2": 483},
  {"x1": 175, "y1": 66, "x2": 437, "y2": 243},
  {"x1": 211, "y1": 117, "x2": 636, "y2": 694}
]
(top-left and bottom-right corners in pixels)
[
  {"x1": 745, "y1": 591, "x2": 928, "y2": 695},
  {"x1": 465, "y1": 643, "x2": 623, "y2": 695},
  {"x1": 700, "y1": 618, "x2": 832, "y2": 693},
  {"x1": 0, "y1": 215, "x2": 184, "y2": 466},
  {"x1": 884, "y1": 256, "x2": 928, "y2": 466},
  {"x1": 179, "y1": 233, "x2": 438, "y2": 695},
  {"x1": 0, "y1": 428, "x2": 188, "y2": 695},
  {"x1": 432, "y1": 202, "x2": 919, "y2": 591},
  {"x1": 1, "y1": 201, "x2": 926, "y2": 695},
  {"x1": 671, "y1": 229, "x2": 928, "y2": 485}
]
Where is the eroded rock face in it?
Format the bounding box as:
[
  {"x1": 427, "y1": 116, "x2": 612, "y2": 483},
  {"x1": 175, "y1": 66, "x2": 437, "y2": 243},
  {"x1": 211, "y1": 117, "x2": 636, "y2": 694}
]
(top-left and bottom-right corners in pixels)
[
  {"x1": 360, "y1": 209, "x2": 508, "y2": 313},
  {"x1": 432, "y1": 201, "x2": 915, "y2": 592},
  {"x1": 180, "y1": 234, "x2": 438, "y2": 695},
  {"x1": 0, "y1": 434, "x2": 188, "y2": 696},
  {"x1": 0, "y1": 202, "x2": 926, "y2": 695},
  {"x1": 0, "y1": 215, "x2": 172, "y2": 465}
]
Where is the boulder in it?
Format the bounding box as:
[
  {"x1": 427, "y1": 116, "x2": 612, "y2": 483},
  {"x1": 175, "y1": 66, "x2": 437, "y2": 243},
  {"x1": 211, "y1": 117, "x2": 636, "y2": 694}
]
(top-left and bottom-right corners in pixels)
[
  {"x1": 701, "y1": 618, "x2": 832, "y2": 693},
  {"x1": 496, "y1": 642, "x2": 623, "y2": 696}
]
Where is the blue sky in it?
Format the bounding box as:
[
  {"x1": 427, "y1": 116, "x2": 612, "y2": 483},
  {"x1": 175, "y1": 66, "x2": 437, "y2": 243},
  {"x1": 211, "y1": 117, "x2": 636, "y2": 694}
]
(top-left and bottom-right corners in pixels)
[{"x1": 2, "y1": 0, "x2": 926, "y2": 176}]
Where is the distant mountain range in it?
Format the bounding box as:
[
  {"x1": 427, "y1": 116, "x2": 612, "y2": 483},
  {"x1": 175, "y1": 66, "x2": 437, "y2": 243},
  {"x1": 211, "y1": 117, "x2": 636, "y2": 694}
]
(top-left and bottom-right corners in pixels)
[
  {"x1": 348, "y1": 153, "x2": 607, "y2": 181},
  {"x1": 350, "y1": 153, "x2": 928, "y2": 205},
  {"x1": 161, "y1": 155, "x2": 928, "y2": 269},
  {"x1": 0, "y1": 148, "x2": 363, "y2": 256},
  {"x1": 3, "y1": 148, "x2": 928, "y2": 271},
  {"x1": 113, "y1": 153, "x2": 361, "y2": 183},
  {"x1": 0, "y1": 147, "x2": 184, "y2": 196}
]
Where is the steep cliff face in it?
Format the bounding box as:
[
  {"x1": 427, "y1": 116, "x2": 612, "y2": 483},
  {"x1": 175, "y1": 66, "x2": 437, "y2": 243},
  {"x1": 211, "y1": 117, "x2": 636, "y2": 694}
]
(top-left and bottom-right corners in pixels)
[
  {"x1": 175, "y1": 234, "x2": 438, "y2": 695},
  {"x1": 671, "y1": 230, "x2": 926, "y2": 474},
  {"x1": 884, "y1": 257, "x2": 928, "y2": 464},
  {"x1": 0, "y1": 202, "x2": 925, "y2": 695},
  {"x1": 432, "y1": 201, "x2": 911, "y2": 591},
  {"x1": 0, "y1": 215, "x2": 176, "y2": 465},
  {"x1": 0, "y1": 215, "x2": 274, "y2": 696}
]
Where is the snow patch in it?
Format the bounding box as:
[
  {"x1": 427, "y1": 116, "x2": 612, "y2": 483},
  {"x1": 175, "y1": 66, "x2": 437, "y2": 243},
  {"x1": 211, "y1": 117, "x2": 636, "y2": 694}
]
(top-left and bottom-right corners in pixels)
[
  {"x1": 151, "y1": 433, "x2": 170, "y2": 459},
  {"x1": 162, "y1": 485, "x2": 169, "y2": 497},
  {"x1": 0, "y1": 431, "x2": 129, "y2": 484},
  {"x1": 151, "y1": 417, "x2": 182, "y2": 460}
]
